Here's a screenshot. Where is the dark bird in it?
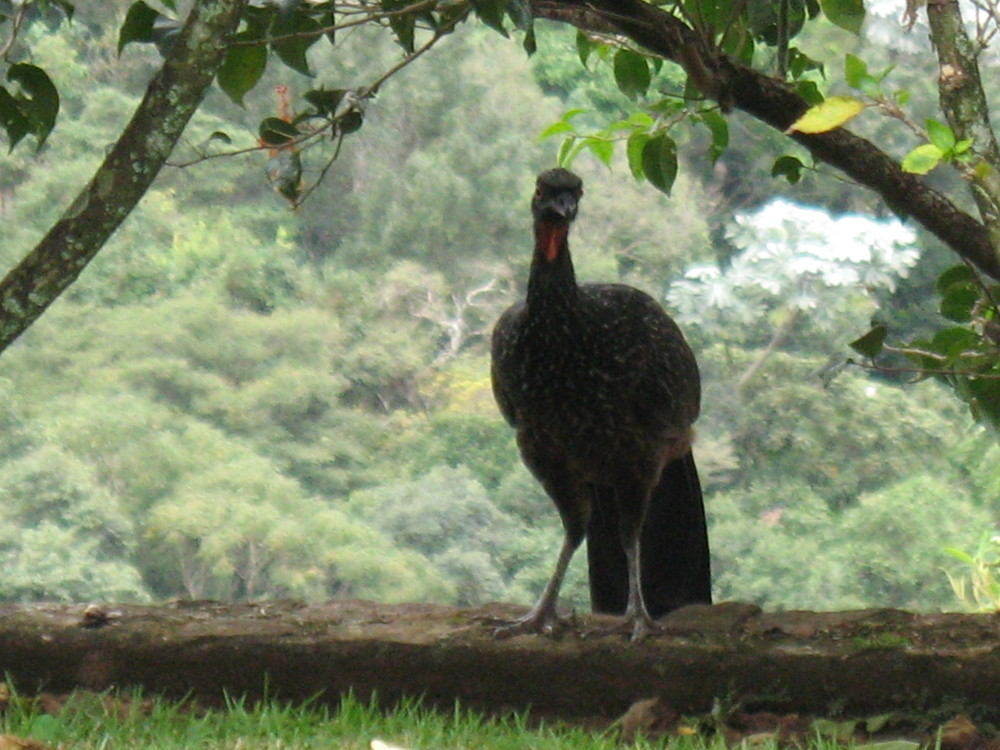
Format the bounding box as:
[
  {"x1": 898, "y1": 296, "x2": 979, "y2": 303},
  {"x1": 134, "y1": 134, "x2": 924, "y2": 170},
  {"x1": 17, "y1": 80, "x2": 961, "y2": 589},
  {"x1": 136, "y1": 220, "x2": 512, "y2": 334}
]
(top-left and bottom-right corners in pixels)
[{"x1": 490, "y1": 168, "x2": 711, "y2": 640}]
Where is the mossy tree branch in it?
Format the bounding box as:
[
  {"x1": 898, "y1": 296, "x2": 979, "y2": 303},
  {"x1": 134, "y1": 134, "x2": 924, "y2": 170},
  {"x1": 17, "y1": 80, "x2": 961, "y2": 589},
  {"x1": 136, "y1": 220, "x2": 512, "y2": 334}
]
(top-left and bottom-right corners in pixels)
[
  {"x1": 926, "y1": 0, "x2": 1000, "y2": 255},
  {"x1": 0, "y1": 0, "x2": 247, "y2": 355},
  {"x1": 533, "y1": 0, "x2": 1000, "y2": 281}
]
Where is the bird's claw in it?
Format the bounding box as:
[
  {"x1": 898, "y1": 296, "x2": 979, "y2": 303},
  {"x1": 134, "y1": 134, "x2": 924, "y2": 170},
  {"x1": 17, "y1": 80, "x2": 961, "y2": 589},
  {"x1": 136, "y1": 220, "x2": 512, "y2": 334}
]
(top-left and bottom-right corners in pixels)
[
  {"x1": 600, "y1": 614, "x2": 661, "y2": 642},
  {"x1": 492, "y1": 609, "x2": 566, "y2": 639}
]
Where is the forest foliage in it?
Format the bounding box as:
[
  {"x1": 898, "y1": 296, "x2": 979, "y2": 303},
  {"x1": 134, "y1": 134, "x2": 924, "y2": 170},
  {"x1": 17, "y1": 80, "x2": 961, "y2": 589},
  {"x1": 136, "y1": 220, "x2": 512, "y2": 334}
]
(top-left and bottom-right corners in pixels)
[{"x1": 1, "y1": 1, "x2": 999, "y2": 613}]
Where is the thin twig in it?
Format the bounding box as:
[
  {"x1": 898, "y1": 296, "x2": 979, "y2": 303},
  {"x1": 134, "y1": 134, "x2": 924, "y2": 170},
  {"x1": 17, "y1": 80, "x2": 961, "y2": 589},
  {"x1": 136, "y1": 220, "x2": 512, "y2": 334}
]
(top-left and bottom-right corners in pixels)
[
  {"x1": 166, "y1": 122, "x2": 334, "y2": 168},
  {"x1": 229, "y1": 0, "x2": 449, "y2": 47},
  {"x1": 0, "y1": 3, "x2": 30, "y2": 60},
  {"x1": 293, "y1": 129, "x2": 347, "y2": 208},
  {"x1": 848, "y1": 357, "x2": 1000, "y2": 379},
  {"x1": 362, "y1": 6, "x2": 470, "y2": 95}
]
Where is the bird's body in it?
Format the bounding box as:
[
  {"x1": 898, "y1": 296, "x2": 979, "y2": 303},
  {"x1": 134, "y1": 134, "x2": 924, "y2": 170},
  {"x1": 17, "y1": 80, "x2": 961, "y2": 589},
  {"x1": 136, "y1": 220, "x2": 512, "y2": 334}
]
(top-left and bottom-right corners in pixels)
[{"x1": 491, "y1": 168, "x2": 711, "y2": 639}]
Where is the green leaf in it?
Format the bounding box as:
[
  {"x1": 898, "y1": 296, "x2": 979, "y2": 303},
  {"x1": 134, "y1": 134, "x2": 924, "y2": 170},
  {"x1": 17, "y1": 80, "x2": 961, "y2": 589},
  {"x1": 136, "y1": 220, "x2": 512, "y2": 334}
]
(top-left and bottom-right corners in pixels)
[
  {"x1": 338, "y1": 109, "x2": 364, "y2": 135},
  {"x1": 576, "y1": 30, "x2": 594, "y2": 68},
  {"x1": 940, "y1": 286, "x2": 979, "y2": 323},
  {"x1": 820, "y1": 0, "x2": 864, "y2": 34},
  {"x1": 788, "y1": 47, "x2": 824, "y2": 80},
  {"x1": 522, "y1": 24, "x2": 537, "y2": 55},
  {"x1": 966, "y1": 377, "x2": 1000, "y2": 431},
  {"x1": 117, "y1": 0, "x2": 161, "y2": 54},
  {"x1": 538, "y1": 121, "x2": 576, "y2": 141},
  {"x1": 0, "y1": 86, "x2": 31, "y2": 151},
  {"x1": 937, "y1": 264, "x2": 978, "y2": 295},
  {"x1": 926, "y1": 118, "x2": 956, "y2": 151},
  {"x1": 506, "y1": 0, "x2": 533, "y2": 31},
  {"x1": 685, "y1": 0, "x2": 739, "y2": 30},
  {"x1": 613, "y1": 49, "x2": 651, "y2": 99},
  {"x1": 271, "y1": 10, "x2": 322, "y2": 77},
  {"x1": 699, "y1": 110, "x2": 729, "y2": 163},
  {"x1": 929, "y1": 327, "x2": 981, "y2": 360},
  {"x1": 259, "y1": 117, "x2": 300, "y2": 146},
  {"x1": 626, "y1": 131, "x2": 649, "y2": 180},
  {"x1": 586, "y1": 137, "x2": 614, "y2": 167},
  {"x1": 641, "y1": 133, "x2": 678, "y2": 195},
  {"x1": 556, "y1": 136, "x2": 580, "y2": 167},
  {"x1": 626, "y1": 111, "x2": 654, "y2": 128},
  {"x1": 787, "y1": 96, "x2": 864, "y2": 133},
  {"x1": 380, "y1": 0, "x2": 418, "y2": 52},
  {"x1": 317, "y1": 8, "x2": 336, "y2": 44},
  {"x1": 795, "y1": 80, "x2": 824, "y2": 104},
  {"x1": 771, "y1": 154, "x2": 804, "y2": 184},
  {"x1": 901, "y1": 143, "x2": 943, "y2": 174},
  {"x1": 849, "y1": 324, "x2": 887, "y2": 358},
  {"x1": 390, "y1": 13, "x2": 416, "y2": 52},
  {"x1": 304, "y1": 88, "x2": 347, "y2": 118},
  {"x1": 954, "y1": 137, "x2": 974, "y2": 155},
  {"x1": 217, "y1": 37, "x2": 268, "y2": 107},
  {"x1": 747, "y1": 0, "x2": 807, "y2": 46},
  {"x1": 7, "y1": 63, "x2": 59, "y2": 148},
  {"x1": 471, "y1": 0, "x2": 507, "y2": 36},
  {"x1": 844, "y1": 53, "x2": 868, "y2": 88}
]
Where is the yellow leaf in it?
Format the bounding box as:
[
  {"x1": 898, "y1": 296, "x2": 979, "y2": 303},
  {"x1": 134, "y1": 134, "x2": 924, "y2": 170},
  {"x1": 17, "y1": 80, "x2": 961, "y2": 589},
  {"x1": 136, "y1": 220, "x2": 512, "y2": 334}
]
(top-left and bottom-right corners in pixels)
[{"x1": 786, "y1": 96, "x2": 865, "y2": 134}]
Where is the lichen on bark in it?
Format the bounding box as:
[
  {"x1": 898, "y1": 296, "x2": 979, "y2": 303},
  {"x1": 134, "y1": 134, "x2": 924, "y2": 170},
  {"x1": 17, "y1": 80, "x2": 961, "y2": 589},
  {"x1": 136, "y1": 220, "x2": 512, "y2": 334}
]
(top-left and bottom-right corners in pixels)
[
  {"x1": 0, "y1": 0, "x2": 247, "y2": 354},
  {"x1": 926, "y1": 0, "x2": 1000, "y2": 259}
]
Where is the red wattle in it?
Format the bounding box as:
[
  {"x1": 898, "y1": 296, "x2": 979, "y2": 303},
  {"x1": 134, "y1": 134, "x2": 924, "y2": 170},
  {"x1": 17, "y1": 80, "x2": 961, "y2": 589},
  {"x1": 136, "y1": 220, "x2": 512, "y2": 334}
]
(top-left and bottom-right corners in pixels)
[{"x1": 541, "y1": 225, "x2": 567, "y2": 262}]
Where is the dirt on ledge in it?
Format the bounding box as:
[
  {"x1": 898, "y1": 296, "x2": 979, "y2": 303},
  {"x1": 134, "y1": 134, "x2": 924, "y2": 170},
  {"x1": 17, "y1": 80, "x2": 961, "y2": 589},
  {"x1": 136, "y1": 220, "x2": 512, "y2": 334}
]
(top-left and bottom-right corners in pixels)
[{"x1": 1, "y1": 600, "x2": 999, "y2": 723}]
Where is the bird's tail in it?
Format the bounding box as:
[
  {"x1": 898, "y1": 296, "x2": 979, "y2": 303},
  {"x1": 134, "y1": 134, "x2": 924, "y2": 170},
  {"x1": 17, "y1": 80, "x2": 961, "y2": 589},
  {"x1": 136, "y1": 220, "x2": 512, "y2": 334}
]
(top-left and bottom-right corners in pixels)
[{"x1": 586, "y1": 451, "x2": 712, "y2": 618}]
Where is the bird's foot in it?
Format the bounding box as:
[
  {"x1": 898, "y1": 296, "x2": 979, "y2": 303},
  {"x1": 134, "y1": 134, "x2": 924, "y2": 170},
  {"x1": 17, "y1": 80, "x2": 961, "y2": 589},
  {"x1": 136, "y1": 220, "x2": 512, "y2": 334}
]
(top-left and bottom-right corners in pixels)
[
  {"x1": 492, "y1": 606, "x2": 568, "y2": 639},
  {"x1": 601, "y1": 613, "x2": 661, "y2": 642},
  {"x1": 627, "y1": 613, "x2": 661, "y2": 642}
]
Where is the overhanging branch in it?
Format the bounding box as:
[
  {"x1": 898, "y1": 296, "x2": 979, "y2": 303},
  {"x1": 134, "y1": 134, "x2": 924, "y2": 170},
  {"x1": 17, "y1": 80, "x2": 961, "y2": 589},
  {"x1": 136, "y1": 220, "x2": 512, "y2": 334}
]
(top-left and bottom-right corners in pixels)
[
  {"x1": 0, "y1": 0, "x2": 247, "y2": 355},
  {"x1": 532, "y1": 0, "x2": 1000, "y2": 281}
]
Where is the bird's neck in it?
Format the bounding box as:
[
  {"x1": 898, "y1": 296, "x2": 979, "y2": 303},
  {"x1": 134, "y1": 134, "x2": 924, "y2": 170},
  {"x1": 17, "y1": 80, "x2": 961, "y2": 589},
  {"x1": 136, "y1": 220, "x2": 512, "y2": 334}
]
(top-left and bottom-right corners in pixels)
[{"x1": 528, "y1": 220, "x2": 578, "y2": 309}]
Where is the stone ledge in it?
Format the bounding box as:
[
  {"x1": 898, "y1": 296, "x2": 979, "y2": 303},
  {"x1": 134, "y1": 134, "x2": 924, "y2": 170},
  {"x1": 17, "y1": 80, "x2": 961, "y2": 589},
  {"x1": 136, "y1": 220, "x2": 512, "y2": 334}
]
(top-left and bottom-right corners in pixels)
[{"x1": 1, "y1": 600, "x2": 998, "y2": 721}]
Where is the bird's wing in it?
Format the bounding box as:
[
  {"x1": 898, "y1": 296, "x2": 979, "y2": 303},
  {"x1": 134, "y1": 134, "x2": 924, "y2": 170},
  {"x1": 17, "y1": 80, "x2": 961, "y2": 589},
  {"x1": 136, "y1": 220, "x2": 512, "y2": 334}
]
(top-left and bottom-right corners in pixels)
[{"x1": 490, "y1": 303, "x2": 525, "y2": 427}]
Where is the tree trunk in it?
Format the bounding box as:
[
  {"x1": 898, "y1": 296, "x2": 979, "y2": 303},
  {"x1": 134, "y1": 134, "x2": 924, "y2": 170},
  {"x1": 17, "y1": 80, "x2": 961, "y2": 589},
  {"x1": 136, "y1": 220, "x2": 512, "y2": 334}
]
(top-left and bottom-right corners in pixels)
[{"x1": 0, "y1": 0, "x2": 246, "y2": 355}]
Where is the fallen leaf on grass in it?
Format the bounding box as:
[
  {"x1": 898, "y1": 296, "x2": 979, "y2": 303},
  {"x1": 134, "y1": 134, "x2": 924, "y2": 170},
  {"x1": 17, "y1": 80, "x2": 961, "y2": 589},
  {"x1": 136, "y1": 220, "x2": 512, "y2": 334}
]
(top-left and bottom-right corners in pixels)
[
  {"x1": 0, "y1": 735, "x2": 57, "y2": 750},
  {"x1": 939, "y1": 715, "x2": 981, "y2": 750},
  {"x1": 371, "y1": 740, "x2": 411, "y2": 750},
  {"x1": 617, "y1": 697, "x2": 679, "y2": 741}
]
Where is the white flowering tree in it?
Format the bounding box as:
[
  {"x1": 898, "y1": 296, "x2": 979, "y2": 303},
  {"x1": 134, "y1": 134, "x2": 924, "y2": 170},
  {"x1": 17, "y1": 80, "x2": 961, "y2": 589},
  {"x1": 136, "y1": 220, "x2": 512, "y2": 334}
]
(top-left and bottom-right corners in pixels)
[{"x1": 668, "y1": 200, "x2": 920, "y2": 388}]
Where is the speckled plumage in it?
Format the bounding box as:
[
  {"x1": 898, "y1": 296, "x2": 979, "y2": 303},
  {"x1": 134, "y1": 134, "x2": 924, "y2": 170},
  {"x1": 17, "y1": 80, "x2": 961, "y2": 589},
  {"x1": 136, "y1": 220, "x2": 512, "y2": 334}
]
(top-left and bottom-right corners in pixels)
[{"x1": 490, "y1": 168, "x2": 710, "y2": 639}]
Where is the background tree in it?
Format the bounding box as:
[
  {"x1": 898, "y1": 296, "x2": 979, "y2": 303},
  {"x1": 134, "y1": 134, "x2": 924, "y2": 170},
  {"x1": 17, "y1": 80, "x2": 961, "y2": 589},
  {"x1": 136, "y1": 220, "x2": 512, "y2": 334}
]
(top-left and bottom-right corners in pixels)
[{"x1": 2, "y1": 0, "x2": 1000, "y2": 611}]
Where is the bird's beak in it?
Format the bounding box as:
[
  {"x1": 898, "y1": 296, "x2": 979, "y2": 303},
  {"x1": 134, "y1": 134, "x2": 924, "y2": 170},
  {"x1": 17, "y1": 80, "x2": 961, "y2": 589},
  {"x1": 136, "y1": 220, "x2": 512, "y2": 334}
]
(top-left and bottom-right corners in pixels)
[{"x1": 539, "y1": 190, "x2": 579, "y2": 221}]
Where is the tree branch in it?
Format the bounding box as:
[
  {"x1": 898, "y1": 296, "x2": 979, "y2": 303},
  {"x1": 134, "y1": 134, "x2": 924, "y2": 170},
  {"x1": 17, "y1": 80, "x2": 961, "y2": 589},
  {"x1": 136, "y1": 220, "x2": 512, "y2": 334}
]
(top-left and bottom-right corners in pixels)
[
  {"x1": 0, "y1": 0, "x2": 247, "y2": 354},
  {"x1": 925, "y1": 0, "x2": 1000, "y2": 250},
  {"x1": 532, "y1": 0, "x2": 1000, "y2": 281}
]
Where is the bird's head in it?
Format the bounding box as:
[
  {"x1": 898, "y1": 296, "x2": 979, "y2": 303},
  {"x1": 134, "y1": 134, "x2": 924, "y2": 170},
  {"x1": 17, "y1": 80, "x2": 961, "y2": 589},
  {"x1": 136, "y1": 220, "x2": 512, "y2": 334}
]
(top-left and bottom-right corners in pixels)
[
  {"x1": 532, "y1": 168, "x2": 583, "y2": 224},
  {"x1": 532, "y1": 169, "x2": 583, "y2": 263}
]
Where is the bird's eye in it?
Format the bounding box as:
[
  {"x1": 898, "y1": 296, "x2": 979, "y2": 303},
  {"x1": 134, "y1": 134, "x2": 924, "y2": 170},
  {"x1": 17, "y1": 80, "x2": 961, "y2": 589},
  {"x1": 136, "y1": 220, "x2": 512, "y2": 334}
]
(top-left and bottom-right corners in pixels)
[{"x1": 534, "y1": 188, "x2": 542, "y2": 200}]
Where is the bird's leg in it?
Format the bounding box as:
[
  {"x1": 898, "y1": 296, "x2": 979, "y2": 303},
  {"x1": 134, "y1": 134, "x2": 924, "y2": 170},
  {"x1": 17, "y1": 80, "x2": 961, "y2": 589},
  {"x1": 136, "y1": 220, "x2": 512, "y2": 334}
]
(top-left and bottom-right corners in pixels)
[
  {"x1": 622, "y1": 531, "x2": 658, "y2": 641},
  {"x1": 495, "y1": 529, "x2": 581, "y2": 638},
  {"x1": 607, "y1": 484, "x2": 659, "y2": 641}
]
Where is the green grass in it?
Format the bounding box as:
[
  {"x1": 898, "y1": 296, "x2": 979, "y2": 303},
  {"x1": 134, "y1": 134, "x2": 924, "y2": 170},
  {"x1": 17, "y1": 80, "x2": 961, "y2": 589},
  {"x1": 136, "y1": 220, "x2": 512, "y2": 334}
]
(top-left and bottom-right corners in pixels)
[{"x1": 0, "y1": 689, "x2": 735, "y2": 750}]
